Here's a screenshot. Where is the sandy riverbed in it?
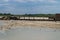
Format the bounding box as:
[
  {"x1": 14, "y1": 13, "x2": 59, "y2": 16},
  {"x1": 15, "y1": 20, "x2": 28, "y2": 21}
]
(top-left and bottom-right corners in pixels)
[{"x1": 0, "y1": 20, "x2": 60, "y2": 30}]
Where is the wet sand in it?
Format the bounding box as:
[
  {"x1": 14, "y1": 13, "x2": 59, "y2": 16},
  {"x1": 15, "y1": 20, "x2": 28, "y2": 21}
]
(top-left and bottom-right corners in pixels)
[{"x1": 0, "y1": 20, "x2": 60, "y2": 30}]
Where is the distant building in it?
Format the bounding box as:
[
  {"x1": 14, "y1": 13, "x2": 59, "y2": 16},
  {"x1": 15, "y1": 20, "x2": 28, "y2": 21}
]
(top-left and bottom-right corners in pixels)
[{"x1": 55, "y1": 14, "x2": 60, "y2": 21}]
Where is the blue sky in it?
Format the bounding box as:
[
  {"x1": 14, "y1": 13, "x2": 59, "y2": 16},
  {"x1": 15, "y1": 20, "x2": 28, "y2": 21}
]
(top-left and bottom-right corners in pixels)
[{"x1": 0, "y1": 0, "x2": 60, "y2": 14}]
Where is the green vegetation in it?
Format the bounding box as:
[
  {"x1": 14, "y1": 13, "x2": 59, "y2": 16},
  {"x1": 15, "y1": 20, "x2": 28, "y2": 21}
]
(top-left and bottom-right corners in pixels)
[
  {"x1": 0, "y1": 13, "x2": 13, "y2": 16},
  {"x1": 24, "y1": 14, "x2": 55, "y2": 17},
  {"x1": 0, "y1": 13, "x2": 55, "y2": 17}
]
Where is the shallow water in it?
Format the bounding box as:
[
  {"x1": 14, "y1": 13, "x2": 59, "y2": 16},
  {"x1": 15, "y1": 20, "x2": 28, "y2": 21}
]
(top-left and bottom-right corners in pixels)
[
  {"x1": 0, "y1": 21, "x2": 6, "y2": 26},
  {"x1": 0, "y1": 27, "x2": 60, "y2": 40}
]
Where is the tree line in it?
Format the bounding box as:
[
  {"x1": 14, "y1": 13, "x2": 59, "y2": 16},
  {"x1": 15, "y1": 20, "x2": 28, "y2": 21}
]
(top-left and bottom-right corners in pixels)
[{"x1": 0, "y1": 13, "x2": 55, "y2": 17}]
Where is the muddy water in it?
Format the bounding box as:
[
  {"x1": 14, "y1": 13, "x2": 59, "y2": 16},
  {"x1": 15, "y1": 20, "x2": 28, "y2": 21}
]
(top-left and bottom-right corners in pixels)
[
  {"x1": 0, "y1": 21, "x2": 6, "y2": 26},
  {"x1": 0, "y1": 21, "x2": 60, "y2": 40},
  {"x1": 0, "y1": 27, "x2": 60, "y2": 40}
]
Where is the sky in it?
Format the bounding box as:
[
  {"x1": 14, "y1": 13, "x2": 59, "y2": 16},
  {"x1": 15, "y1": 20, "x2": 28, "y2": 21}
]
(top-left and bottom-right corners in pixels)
[{"x1": 0, "y1": 0, "x2": 60, "y2": 14}]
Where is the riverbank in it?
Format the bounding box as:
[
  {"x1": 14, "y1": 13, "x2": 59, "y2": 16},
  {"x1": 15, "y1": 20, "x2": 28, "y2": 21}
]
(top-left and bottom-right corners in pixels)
[{"x1": 0, "y1": 20, "x2": 60, "y2": 30}]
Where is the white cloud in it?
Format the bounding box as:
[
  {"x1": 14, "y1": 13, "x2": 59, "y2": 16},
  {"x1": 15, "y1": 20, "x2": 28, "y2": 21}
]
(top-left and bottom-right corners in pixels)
[
  {"x1": 0, "y1": 4, "x2": 8, "y2": 6},
  {"x1": 13, "y1": 0, "x2": 56, "y2": 2},
  {"x1": 3, "y1": 0, "x2": 9, "y2": 2},
  {"x1": 48, "y1": 0, "x2": 57, "y2": 3},
  {"x1": 0, "y1": 0, "x2": 58, "y2": 3},
  {"x1": 10, "y1": 0, "x2": 45, "y2": 2},
  {"x1": 13, "y1": 0, "x2": 42, "y2": 2},
  {"x1": 0, "y1": 0, "x2": 9, "y2": 2}
]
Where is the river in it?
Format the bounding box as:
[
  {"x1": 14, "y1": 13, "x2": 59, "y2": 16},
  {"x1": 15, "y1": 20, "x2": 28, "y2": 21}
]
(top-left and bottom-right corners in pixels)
[
  {"x1": 0, "y1": 21, "x2": 60, "y2": 40},
  {"x1": 0, "y1": 26, "x2": 60, "y2": 40}
]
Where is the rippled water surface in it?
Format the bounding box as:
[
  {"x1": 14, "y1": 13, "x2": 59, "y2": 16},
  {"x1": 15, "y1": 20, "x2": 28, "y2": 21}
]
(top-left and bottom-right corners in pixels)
[{"x1": 0, "y1": 27, "x2": 60, "y2": 40}]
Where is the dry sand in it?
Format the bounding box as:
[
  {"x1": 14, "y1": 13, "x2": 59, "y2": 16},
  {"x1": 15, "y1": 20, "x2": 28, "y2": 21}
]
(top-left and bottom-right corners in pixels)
[{"x1": 0, "y1": 20, "x2": 60, "y2": 30}]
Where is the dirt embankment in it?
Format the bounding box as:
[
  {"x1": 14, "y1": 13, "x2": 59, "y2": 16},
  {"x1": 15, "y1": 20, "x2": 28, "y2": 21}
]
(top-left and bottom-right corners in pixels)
[{"x1": 0, "y1": 20, "x2": 60, "y2": 30}]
